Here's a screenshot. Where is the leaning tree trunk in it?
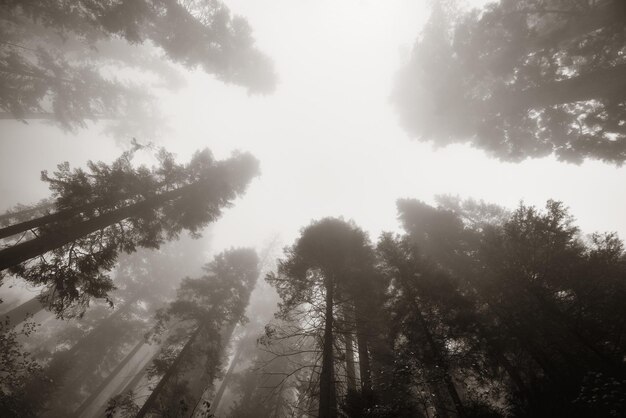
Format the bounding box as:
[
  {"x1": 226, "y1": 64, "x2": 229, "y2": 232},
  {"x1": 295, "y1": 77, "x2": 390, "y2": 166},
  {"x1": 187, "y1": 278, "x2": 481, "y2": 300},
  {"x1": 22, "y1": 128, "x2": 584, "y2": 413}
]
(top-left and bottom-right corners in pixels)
[
  {"x1": 0, "y1": 198, "x2": 117, "y2": 240},
  {"x1": 72, "y1": 339, "x2": 145, "y2": 417},
  {"x1": 135, "y1": 325, "x2": 204, "y2": 418},
  {"x1": 210, "y1": 333, "x2": 247, "y2": 414},
  {"x1": 0, "y1": 180, "x2": 203, "y2": 271},
  {"x1": 318, "y1": 277, "x2": 337, "y2": 418},
  {"x1": 410, "y1": 295, "x2": 465, "y2": 418},
  {"x1": 0, "y1": 180, "x2": 175, "y2": 240}
]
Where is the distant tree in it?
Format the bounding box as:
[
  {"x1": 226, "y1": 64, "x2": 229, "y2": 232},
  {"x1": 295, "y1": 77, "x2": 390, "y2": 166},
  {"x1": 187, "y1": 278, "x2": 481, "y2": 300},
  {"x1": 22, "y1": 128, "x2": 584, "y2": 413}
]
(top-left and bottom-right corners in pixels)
[
  {"x1": 129, "y1": 248, "x2": 258, "y2": 418},
  {"x1": 393, "y1": 0, "x2": 626, "y2": 164},
  {"x1": 0, "y1": 0, "x2": 276, "y2": 134},
  {"x1": 0, "y1": 147, "x2": 259, "y2": 316},
  {"x1": 26, "y1": 237, "x2": 208, "y2": 417}
]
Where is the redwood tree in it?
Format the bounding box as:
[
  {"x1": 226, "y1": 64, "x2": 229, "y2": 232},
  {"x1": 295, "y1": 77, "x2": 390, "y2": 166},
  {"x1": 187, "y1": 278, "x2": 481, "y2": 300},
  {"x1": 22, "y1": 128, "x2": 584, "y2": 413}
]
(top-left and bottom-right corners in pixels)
[{"x1": 0, "y1": 148, "x2": 259, "y2": 317}]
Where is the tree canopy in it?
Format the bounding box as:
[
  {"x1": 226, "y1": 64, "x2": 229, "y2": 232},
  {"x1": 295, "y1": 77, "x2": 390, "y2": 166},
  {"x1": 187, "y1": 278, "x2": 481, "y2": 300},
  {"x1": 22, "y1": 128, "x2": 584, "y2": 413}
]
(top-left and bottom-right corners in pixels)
[
  {"x1": 393, "y1": 0, "x2": 626, "y2": 164},
  {"x1": 0, "y1": 147, "x2": 259, "y2": 317},
  {"x1": 0, "y1": 0, "x2": 276, "y2": 134}
]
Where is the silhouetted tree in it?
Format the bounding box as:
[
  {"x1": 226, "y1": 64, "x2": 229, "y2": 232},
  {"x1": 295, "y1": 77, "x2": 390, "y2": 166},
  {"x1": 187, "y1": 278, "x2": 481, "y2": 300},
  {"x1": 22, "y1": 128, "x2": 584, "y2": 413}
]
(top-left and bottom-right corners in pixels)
[
  {"x1": 266, "y1": 218, "x2": 378, "y2": 418},
  {"x1": 396, "y1": 198, "x2": 626, "y2": 416},
  {"x1": 0, "y1": 147, "x2": 259, "y2": 316},
  {"x1": 393, "y1": 0, "x2": 626, "y2": 164}
]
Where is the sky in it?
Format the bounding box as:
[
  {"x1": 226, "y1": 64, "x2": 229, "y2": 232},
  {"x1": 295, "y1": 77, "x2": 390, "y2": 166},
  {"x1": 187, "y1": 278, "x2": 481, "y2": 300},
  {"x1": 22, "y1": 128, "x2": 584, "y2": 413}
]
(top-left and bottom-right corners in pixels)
[{"x1": 1, "y1": 0, "x2": 625, "y2": 261}]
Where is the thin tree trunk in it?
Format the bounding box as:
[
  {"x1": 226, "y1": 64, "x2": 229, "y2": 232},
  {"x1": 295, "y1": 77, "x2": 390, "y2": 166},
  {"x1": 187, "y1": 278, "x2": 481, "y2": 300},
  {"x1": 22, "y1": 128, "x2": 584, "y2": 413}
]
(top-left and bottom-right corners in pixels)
[
  {"x1": 409, "y1": 294, "x2": 465, "y2": 417},
  {"x1": 72, "y1": 339, "x2": 145, "y2": 417},
  {"x1": 122, "y1": 346, "x2": 161, "y2": 394},
  {"x1": 318, "y1": 277, "x2": 337, "y2": 418},
  {"x1": 354, "y1": 301, "x2": 372, "y2": 395},
  {"x1": 135, "y1": 325, "x2": 204, "y2": 418},
  {"x1": 210, "y1": 334, "x2": 246, "y2": 413},
  {"x1": 344, "y1": 321, "x2": 357, "y2": 392},
  {"x1": 0, "y1": 199, "x2": 113, "y2": 240},
  {"x1": 66, "y1": 298, "x2": 137, "y2": 359},
  {"x1": 0, "y1": 180, "x2": 202, "y2": 271}
]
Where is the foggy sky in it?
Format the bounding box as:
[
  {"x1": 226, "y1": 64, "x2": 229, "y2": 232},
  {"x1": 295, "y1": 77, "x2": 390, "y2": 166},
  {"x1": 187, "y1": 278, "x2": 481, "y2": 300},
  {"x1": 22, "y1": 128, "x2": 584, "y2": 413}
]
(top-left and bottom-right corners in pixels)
[{"x1": 1, "y1": 0, "x2": 625, "y2": 260}]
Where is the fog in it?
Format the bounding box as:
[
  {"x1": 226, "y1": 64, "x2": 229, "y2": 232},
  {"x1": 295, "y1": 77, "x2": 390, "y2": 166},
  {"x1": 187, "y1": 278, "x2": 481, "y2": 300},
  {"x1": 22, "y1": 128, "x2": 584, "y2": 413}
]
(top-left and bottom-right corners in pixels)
[{"x1": 1, "y1": 0, "x2": 626, "y2": 417}]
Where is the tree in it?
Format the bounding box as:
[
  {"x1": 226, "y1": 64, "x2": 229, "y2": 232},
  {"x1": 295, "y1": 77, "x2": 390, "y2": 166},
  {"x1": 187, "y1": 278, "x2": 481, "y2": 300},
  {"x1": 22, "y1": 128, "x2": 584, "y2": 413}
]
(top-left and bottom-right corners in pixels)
[
  {"x1": 0, "y1": 147, "x2": 259, "y2": 316},
  {"x1": 133, "y1": 247, "x2": 259, "y2": 418},
  {"x1": 266, "y1": 218, "x2": 377, "y2": 418},
  {"x1": 396, "y1": 197, "x2": 626, "y2": 416},
  {"x1": 25, "y1": 236, "x2": 209, "y2": 417},
  {"x1": 0, "y1": 0, "x2": 276, "y2": 134},
  {"x1": 392, "y1": 0, "x2": 626, "y2": 164}
]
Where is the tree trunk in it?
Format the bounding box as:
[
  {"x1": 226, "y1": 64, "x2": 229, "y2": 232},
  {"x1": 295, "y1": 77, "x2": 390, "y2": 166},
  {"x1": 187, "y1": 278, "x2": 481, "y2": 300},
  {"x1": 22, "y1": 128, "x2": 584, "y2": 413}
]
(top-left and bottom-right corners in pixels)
[
  {"x1": 121, "y1": 345, "x2": 161, "y2": 394},
  {"x1": 344, "y1": 323, "x2": 357, "y2": 393},
  {"x1": 318, "y1": 277, "x2": 337, "y2": 418},
  {"x1": 66, "y1": 298, "x2": 137, "y2": 359},
  {"x1": 0, "y1": 181, "x2": 202, "y2": 271},
  {"x1": 72, "y1": 339, "x2": 145, "y2": 417},
  {"x1": 411, "y1": 298, "x2": 465, "y2": 417},
  {"x1": 135, "y1": 325, "x2": 204, "y2": 418},
  {"x1": 210, "y1": 334, "x2": 246, "y2": 413},
  {"x1": 354, "y1": 301, "x2": 372, "y2": 395},
  {"x1": 2, "y1": 296, "x2": 46, "y2": 327},
  {"x1": 0, "y1": 199, "x2": 114, "y2": 240}
]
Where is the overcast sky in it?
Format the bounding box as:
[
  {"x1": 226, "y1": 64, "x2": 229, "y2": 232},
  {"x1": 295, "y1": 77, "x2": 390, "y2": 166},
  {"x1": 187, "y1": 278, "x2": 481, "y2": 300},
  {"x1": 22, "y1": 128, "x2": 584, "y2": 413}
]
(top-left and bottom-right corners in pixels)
[{"x1": 1, "y1": 0, "x2": 625, "y2": 258}]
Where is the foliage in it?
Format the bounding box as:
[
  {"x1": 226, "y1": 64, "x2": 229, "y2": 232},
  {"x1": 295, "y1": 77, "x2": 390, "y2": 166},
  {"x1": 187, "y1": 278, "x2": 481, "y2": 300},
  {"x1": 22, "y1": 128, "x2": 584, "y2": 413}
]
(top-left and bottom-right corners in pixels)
[
  {"x1": 393, "y1": 0, "x2": 626, "y2": 164},
  {"x1": 0, "y1": 318, "x2": 45, "y2": 417},
  {"x1": 1, "y1": 147, "x2": 259, "y2": 317},
  {"x1": 0, "y1": 0, "x2": 276, "y2": 134}
]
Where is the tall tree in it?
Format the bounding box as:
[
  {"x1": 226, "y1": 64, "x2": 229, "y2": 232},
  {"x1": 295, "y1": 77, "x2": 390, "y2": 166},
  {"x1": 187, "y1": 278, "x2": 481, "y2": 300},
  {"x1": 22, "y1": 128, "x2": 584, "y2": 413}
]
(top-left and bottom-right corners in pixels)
[
  {"x1": 267, "y1": 218, "x2": 377, "y2": 418},
  {"x1": 0, "y1": 147, "x2": 259, "y2": 316},
  {"x1": 133, "y1": 247, "x2": 259, "y2": 418},
  {"x1": 392, "y1": 0, "x2": 626, "y2": 164}
]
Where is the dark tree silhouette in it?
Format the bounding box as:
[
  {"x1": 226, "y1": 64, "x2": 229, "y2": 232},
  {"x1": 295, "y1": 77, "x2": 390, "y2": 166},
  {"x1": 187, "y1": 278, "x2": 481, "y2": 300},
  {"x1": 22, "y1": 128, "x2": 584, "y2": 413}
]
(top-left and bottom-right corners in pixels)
[{"x1": 266, "y1": 218, "x2": 377, "y2": 418}]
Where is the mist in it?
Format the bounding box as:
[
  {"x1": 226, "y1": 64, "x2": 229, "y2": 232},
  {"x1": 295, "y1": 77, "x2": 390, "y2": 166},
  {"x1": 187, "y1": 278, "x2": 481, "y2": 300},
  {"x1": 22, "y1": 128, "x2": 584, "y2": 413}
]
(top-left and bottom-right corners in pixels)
[{"x1": 1, "y1": 1, "x2": 625, "y2": 417}]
